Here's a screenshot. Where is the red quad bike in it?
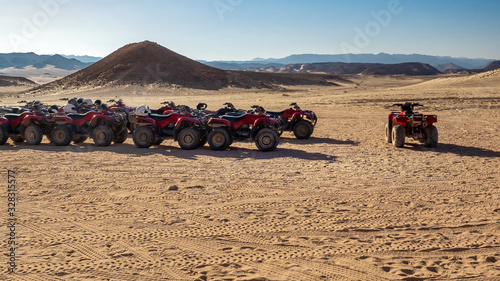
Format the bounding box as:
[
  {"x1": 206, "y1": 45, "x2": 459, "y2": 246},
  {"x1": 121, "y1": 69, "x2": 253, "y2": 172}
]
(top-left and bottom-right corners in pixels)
[
  {"x1": 206, "y1": 105, "x2": 280, "y2": 152},
  {"x1": 0, "y1": 109, "x2": 53, "y2": 145},
  {"x1": 385, "y1": 102, "x2": 438, "y2": 148},
  {"x1": 49, "y1": 108, "x2": 128, "y2": 146},
  {"x1": 266, "y1": 102, "x2": 317, "y2": 139},
  {"x1": 132, "y1": 105, "x2": 206, "y2": 150}
]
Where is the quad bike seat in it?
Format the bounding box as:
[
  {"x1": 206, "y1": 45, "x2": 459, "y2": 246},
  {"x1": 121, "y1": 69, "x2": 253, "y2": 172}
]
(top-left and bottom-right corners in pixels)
[
  {"x1": 150, "y1": 109, "x2": 164, "y2": 115},
  {"x1": 266, "y1": 110, "x2": 286, "y2": 116},
  {"x1": 222, "y1": 114, "x2": 247, "y2": 123},
  {"x1": 225, "y1": 112, "x2": 244, "y2": 116},
  {"x1": 4, "y1": 114, "x2": 23, "y2": 121},
  {"x1": 149, "y1": 113, "x2": 171, "y2": 122},
  {"x1": 67, "y1": 113, "x2": 90, "y2": 120}
]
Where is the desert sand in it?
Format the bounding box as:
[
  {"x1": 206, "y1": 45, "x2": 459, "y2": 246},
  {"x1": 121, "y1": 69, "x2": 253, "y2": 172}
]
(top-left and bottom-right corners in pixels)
[{"x1": 1, "y1": 73, "x2": 499, "y2": 280}]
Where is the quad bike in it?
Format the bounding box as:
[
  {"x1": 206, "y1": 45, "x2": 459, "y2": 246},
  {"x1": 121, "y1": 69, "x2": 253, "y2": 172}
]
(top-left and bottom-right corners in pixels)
[
  {"x1": 266, "y1": 102, "x2": 317, "y2": 139},
  {"x1": 49, "y1": 107, "x2": 127, "y2": 146},
  {"x1": 206, "y1": 105, "x2": 280, "y2": 152},
  {"x1": 0, "y1": 108, "x2": 53, "y2": 145},
  {"x1": 385, "y1": 102, "x2": 438, "y2": 148},
  {"x1": 107, "y1": 99, "x2": 136, "y2": 133},
  {"x1": 132, "y1": 105, "x2": 206, "y2": 150}
]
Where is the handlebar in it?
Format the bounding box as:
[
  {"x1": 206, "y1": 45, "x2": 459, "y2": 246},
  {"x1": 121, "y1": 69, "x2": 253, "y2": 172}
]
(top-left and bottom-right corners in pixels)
[{"x1": 392, "y1": 102, "x2": 424, "y2": 107}]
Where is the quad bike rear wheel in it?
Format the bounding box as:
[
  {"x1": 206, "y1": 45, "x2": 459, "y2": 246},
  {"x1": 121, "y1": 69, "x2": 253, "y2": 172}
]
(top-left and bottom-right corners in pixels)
[
  {"x1": 92, "y1": 125, "x2": 114, "y2": 147},
  {"x1": 178, "y1": 127, "x2": 200, "y2": 150},
  {"x1": 385, "y1": 121, "x2": 392, "y2": 143},
  {"x1": 293, "y1": 121, "x2": 313, "y2": 139},
  {"x1": 391, "y1": 125, "x2": 405, "y2": 147},
  {"x1": 72, "y1": 136, "x2": 88, "y2": 144},
  {"x1": 424, "y1": 125, "x2": 438, "y2": 148},
  {"x1": 10, "y1": 136, "x2": 24, "y2": 143},
  {"x1": 51, "y1": 125, "x2": 72, "y2": 146},
  {"x1": 208, "y1": 128, "x2": 231, "y2": 151},
  {"x1": 255, "y1": 128, "x2": 279, "y2": 152},
  {"x1": 0, "y1": 125, "x2": 8, "y2": 145},
  {"x1": 113, "y1": 128, "x2": 128, "y2": 144},
  {"x1": 133, "y1": 126, "x2": 155, "y2": 148},
  {"x1": 24, "y1": 124, "x2": 43, "y2": 145}
]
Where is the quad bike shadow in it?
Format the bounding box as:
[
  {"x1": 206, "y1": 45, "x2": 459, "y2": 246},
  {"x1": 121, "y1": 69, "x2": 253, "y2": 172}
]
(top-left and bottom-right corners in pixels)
[
  {"x1": 281, "y1": 136, "x2": 359, "y2": 146},
  {"x1": 404, "y1": 142, "x2": 500, "y2": 158},
  {"x1": 0, "y1": 139, "x2": 337, "y2": 162}
]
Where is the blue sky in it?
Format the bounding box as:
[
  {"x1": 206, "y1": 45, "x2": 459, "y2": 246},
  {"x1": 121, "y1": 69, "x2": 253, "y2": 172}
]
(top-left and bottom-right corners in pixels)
[{"x1": 1, "y1": 0, "x2": 499, "y2": 60}]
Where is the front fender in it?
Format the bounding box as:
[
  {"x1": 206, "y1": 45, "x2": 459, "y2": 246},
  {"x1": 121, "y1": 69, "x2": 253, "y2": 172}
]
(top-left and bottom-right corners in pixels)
[
  {"x1": 90, "y1": 115, "x2": 113, "y2": 127},
  {"x1": 50, "y1": 116, "x2": 74, "y2": 124},
  {"x1": 21, "y1": 115, "x2": 43, "y2": 127},
  {"x1": 253, "y1": 118, "x2": 278, "y2": 127},
  {"x1": 208, "y1": 118, "x2": 231, "y2": 127},
  {"x1": 393, "y1": 116, "x2": 408, "y2": 126},
  {"x1": 175, "y1": 117, "x2": 202, "y2": 129},
  {"x1": 133, "y1": 117, "x2": 156, "y2": 126},
  {"x1": 425, "y1": 115, "x2": 437, "y2": 124},
  {"x1": 0, "y1": 117, "x2": 7, "y2": 125}
]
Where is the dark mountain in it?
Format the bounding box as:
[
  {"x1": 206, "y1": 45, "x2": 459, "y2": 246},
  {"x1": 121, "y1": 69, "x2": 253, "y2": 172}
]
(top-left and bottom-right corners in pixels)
[
  {"x1": 0, "y1": 53, "x2": 92, "y2": 70},
  {"x1": 483, "y1": 61, "x2": 500, "y2": 71},
  {"x1": 204, "y1": 53, "x2": 495, "y2": 71},
  {"x1": 0, "y1": 75, "x2": 38, "y2": 87},
  {"x1": 248, "y1": 62, "x2": 441, "y2": 76}
]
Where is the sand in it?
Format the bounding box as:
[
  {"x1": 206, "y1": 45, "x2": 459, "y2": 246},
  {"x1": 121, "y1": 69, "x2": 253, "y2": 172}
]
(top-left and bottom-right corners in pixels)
[{"x1": 0, "y1": 74, "x2": 499, "y2": 280}]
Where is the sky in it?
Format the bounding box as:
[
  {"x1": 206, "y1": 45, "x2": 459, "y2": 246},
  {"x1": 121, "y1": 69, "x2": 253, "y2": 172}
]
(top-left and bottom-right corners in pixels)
[{"x1": 1, "y1": 0, "x2": 499, "y2": 61}]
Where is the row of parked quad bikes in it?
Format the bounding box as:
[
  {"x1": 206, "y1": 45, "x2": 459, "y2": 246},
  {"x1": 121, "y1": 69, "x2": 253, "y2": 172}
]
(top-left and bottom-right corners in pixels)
[
  {"x1": 0, "y1": 99, "x2": 438, "y2": 151},
  {"x1": 0, "y1": 98, "x2": 318, "y2": 152}
]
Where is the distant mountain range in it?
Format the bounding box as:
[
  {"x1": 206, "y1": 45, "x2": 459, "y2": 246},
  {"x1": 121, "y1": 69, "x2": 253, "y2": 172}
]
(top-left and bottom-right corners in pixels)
[
  {"x1": 1, "y1": 51, "x2": 499, "y2": 86},
  {"x1": 60, "y1": 55, "x2": 103, "y2": 63},
  {"x1": 200, "y1": 53, "x2": 495, "y2": 71},
  {"x1": 0, "y1": 53, "x2": 93, "y2": 70}
]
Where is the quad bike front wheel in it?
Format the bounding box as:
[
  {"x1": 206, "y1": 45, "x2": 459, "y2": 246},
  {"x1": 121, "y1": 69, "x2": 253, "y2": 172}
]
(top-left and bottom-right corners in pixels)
[
  {"x1": 92, "y1": 125, "x2": 114, "y2": 147},
  {"x1": 424, "y1": 125, "x2": 438, "y2": 148},
  {"x1": 255, "y1": 128, "x2": 279, "y2": 152},
  {"x1": 178, "y1": 127, "x2": 200, "y2": 150},
  {"x1": 24, "y1": 124, "x2": 43, "y2": 145},
  {"x1": 293, "y1": 121, "x2": 314, "y2": 139},
  {"x1": 133, "y1": 126, "x2": 155, "y2": 148},
  {"x1": 51, "y1": 125, "x2": 72, "y2": 146},
  {"x1": 391, "y1": 125, "x2": 405, "y2": 147},
  {"x1": 385, "y1": 121, "x2": 392, "y2": 143},
  {"x1": 208, "y1": 128, "x2": 231, "y2": 151},
  {"x1": 113, "y1": 128, "x2": 128, "y2": 144},
  {"x1": 0, "y1": 125, "x2": 8, "y2": 145}
]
